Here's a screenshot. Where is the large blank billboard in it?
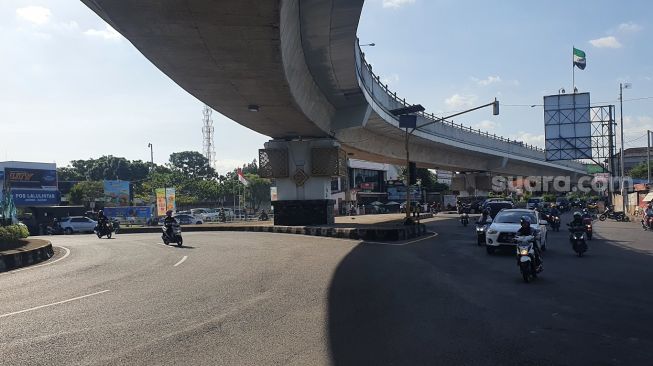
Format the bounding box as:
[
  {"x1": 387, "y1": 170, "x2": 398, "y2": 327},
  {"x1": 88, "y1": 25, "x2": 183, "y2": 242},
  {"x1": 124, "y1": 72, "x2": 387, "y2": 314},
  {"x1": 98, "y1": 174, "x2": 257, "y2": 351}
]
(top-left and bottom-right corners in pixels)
[{"x1": 544, "y1": 92, "x2": 592, "y2": 161}]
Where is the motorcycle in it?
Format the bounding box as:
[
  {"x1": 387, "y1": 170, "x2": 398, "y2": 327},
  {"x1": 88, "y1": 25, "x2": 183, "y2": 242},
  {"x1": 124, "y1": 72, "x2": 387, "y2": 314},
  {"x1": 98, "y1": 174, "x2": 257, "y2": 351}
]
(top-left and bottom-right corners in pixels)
[
  {"x1": 548, "y1": 215, "x2": 561, "y2": 232},
  {"x1": 460, "y1": 212, "x2": 469, "y2": 227},
  {"x1": 598, "y1": 207, "x2": 626, "y2": 222},
  {"x1": 568, "y1": 225, "x2": 587, "y2": 257},
  {"x1": 641, "y1": 215, "x2": 653, "y2": 231},
  {"x1": 258, "y1": 212, "x2": 269, "y2": 221},
  {"x1": 583, "y1": 217, "x2": 593, "y2": 240},
  {"x1": 94, "y1": 221, "x2": 115, "y2": 239},
  {"x1": 162, "y1": 223, "x2": 183, "y2": 247},
  {"x1": 514, "y1": 235, "x2": 542, "y2": 283},
  {"x1": 475, "y1": 222, "x2": 489, "y2": 246}
]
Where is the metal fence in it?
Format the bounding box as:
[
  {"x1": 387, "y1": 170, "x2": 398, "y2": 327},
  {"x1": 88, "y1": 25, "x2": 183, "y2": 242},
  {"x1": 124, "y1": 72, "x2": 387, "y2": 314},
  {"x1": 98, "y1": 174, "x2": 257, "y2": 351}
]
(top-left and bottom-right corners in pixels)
[{"x1": 354, "y1": 42, "x2": 586, "y2": 171}]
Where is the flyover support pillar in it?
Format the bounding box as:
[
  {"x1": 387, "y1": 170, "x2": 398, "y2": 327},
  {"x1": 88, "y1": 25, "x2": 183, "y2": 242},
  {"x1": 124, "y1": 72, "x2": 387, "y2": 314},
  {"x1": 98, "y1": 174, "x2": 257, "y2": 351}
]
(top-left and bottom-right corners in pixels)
[{"x1": 262, "y1": 139, "x2": 343, "y2": 226}]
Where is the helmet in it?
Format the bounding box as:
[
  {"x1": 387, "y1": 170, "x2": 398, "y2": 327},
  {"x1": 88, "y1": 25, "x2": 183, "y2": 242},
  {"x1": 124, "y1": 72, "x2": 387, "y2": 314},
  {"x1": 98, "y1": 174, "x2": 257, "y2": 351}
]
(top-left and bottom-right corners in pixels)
[
  {"x1": 166, "y1": 210, "x2": 173, "y2": 217},
  {"x1": 550, "y1": 204, "x2": 556, "y2": 208},
  {"x1": 573, "y1": 211, "x2": 582, "y2": 219},
  {"x1": 520, "y1": 216, "x2": 531, "y2": 226},
  {"x1": 483, "y1": 208, "x2": 490, "y2": 215},
  {"x1": 582, "y1": 208, "x2": 588, "y2": 213},
  {"x1": 648, "y1": 203, "x2": 652, "y2": 209},
  {"x1": 98, "y1": 210, "x2": 104, "y2": 215}
]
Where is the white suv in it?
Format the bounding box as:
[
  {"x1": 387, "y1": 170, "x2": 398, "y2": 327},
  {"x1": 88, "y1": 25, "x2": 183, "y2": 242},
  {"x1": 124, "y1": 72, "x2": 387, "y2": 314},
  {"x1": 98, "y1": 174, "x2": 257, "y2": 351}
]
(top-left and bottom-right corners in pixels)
[
  {"x1": 484, "y1": 209, "x2": 548, "y2": 254},
  {"x1": 59, "y1": 216, "x2": 97, "y2": 234}
]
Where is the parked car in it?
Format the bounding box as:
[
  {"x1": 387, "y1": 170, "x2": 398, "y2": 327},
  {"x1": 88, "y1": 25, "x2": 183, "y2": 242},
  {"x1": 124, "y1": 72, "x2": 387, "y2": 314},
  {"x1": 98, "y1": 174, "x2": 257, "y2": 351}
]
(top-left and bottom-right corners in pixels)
[
  {"x1": 158, "y1": 214, "x2": 203, "y2": 225},
  {"x1": 485, "y1": 209, "x2": 548, "y2": 254},
  {"x1": 191, "y1": 208, "x2": 221, "y2": 221},
  {"x1": 59, "y1": 216, "x2": 97, "y2": 234}
]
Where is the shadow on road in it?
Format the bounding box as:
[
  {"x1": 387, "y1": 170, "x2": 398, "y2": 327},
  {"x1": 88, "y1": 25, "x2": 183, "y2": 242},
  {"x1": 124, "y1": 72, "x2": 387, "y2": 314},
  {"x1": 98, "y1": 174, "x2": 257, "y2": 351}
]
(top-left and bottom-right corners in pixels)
[{"x1": 326, "y1": 214, "x2": 653, "y2": 365}]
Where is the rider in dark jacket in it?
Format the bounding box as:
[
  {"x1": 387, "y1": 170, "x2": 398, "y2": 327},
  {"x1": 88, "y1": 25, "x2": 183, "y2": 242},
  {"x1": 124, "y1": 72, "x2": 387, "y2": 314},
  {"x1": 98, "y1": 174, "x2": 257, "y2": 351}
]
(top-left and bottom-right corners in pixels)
[
  {"x1": 164, "y1": 210, "x2": 177, "y2": 237},
  {"x1": 97, "y1": 210, "x2": 109, "y2": 233},
  {"x1": 517, "y1": 216, "x2": 542, "y2": 266}
]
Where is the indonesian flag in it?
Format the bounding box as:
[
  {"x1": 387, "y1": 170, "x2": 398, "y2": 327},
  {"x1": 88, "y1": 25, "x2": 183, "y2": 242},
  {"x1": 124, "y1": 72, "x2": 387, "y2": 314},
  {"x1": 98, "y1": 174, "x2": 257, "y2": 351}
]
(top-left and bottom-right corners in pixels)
[
  {"x1": 573, "y1": 47, "x2": 586, "y2": 70},
  {"x1": 237, "y1": 168, "x2": 249, "y2": 186}
]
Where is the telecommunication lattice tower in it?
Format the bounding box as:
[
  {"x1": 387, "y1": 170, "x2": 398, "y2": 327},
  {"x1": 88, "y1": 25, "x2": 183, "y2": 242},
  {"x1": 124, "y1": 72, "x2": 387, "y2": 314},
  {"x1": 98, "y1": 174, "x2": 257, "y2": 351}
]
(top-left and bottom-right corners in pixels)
[{"x1": 202, "y1": 104, "x2": 216, "y2": 169}]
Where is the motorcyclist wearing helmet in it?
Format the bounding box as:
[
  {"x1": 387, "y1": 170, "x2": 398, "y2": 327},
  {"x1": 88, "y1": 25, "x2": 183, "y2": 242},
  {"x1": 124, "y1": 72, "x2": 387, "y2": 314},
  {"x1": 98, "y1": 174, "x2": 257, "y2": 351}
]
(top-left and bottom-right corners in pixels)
[
  {"x1": 581, "y1": 208, "x2": 592, "y2": 220},
  {"x1": 163, "y1": 210, "x2": 177, "y2": 237},
  {"x1": 517, "y1": 216, "x2": 542, "y2": 266},
  {"x1": 569, "y1": 211, "x2": 584, "y2": 228},
  {"x1": 477, "y1": 208, "x2": 493, "y2": 225},
  {"x1": 549, "y1": 204, "x2": 560, "y2": 218},
  {"x1": 97, "y1": 210, "x2": 109, "y2": 232}
]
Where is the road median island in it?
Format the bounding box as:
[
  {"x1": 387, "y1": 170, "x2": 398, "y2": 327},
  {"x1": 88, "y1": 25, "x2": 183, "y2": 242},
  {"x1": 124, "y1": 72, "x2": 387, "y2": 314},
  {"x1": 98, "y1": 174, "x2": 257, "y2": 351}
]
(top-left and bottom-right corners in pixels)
[
  {"x1": 119, "y1": 222, "x2": 429, "y2": 241},
  {"x1": 0, "y1": 239, "x2": 54, "y2": 272}
]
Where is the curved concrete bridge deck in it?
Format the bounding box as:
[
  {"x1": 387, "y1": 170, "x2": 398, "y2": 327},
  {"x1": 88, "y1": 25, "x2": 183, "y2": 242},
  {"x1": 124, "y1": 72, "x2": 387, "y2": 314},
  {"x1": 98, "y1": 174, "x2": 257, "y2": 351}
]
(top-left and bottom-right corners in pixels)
[{"x1": 81, "y1": 0, "x2": 585, "y2": 177}]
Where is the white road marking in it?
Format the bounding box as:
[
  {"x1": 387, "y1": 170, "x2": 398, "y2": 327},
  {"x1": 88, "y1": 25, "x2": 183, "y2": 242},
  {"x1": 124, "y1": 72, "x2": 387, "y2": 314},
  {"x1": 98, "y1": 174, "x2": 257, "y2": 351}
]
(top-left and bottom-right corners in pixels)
[
  {"x1": 1, "y1": 246, "x2": 71, "y2": 276},
  {"x1": 0, "y1": 289, "x2": 110, "y2": 319},
  {"x1": 173, "y1": 256, "x2": 188, "y2": 267}
]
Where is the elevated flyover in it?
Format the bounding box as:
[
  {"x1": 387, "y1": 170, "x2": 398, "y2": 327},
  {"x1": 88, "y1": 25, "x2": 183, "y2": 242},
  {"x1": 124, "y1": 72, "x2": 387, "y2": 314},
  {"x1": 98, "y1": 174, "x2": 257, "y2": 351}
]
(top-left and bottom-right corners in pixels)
[{"x1": 82, "y1": 0, "x2": 586, "y2": 224}]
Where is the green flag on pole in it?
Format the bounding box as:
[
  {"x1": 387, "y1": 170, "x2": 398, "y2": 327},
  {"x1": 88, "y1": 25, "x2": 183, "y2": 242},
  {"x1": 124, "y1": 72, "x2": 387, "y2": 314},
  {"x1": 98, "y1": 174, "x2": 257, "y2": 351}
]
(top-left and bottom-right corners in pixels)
[{"x1": 573, "y1": 47, "x2": 586, "y2": 70}]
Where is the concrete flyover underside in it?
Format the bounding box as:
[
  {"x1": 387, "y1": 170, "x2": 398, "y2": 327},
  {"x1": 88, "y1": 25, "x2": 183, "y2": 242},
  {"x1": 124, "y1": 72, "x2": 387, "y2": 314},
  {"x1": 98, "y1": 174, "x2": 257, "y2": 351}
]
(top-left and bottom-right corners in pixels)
[{"x1": 82, "y1": 0, "x2": 586, "y2": 178}]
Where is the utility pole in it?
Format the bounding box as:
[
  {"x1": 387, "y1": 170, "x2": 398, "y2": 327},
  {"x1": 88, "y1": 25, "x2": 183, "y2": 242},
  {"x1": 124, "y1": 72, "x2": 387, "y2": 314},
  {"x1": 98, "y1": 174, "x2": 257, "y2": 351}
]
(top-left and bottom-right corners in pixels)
[
  {"x1": 646, "y1": 130, "x2": 653, "y2": 184},
  {"x1": 619, "y1": 83, "x2": 631, "y2": 214}
]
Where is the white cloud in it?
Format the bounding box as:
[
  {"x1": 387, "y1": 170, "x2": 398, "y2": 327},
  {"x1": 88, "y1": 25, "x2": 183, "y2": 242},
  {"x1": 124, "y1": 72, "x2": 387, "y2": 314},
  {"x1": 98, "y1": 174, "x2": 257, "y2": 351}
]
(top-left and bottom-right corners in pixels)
[
  {"x1": 589, "y1": 36, "x2": 622, "y2": 48},
  {"x1": 617, "y1": 21, "x2": 642, "y2": 33},
  {"x1": 381, "y1": 73, "x2": 400, "y2": 85},
  {"x1": 53, "y1": 21, "x2": 79, "y2": 32},
  {"x1": 444, "y1": 94, "x2": 477, "y2": 109},
  {"x1": 510, "y1": 132, "x2": 545, "y2": 147},
  {"x1": 16, "y1": 6, "x2": 51, "y2": 25},
  {"x1": 472, "y1": 120, "x2": 499, "y2": 131},
  {"x1": 473, "y1": 75, "x2": 501, "y2": 86},
  {"x1": 382, "y1": 0, "x2": 415, "y2": 8},
  {"x1": 84, "y1": 24, "x2": 122, "y2": 40}
]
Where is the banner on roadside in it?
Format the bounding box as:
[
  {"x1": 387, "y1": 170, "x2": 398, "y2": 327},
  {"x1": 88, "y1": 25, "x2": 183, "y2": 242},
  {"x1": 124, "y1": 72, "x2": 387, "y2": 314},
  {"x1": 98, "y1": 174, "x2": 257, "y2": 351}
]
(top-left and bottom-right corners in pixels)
[
  {"x1": 156, "y1": 188, "x2": 166, "y2": 216},
  {"x1": 165, "y1": 187, "x2": 176, "y2": 212}
]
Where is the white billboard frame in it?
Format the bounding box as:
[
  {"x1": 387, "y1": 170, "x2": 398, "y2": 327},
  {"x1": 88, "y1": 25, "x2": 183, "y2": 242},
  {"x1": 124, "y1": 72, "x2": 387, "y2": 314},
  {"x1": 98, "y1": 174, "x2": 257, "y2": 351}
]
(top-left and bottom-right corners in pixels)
[{"x1": 544, "y1": 92, "x2": 592, "y2": 161}]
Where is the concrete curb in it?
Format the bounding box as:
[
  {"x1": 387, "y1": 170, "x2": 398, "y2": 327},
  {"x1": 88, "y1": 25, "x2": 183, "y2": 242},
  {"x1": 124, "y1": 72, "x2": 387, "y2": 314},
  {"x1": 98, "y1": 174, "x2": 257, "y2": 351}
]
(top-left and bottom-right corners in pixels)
[
  {"x1": 0, "y1": 239, "x2": 54, "y2": 272},
  {"x1": 119, "y1": 223, "x2": 428, "y2": 242}
]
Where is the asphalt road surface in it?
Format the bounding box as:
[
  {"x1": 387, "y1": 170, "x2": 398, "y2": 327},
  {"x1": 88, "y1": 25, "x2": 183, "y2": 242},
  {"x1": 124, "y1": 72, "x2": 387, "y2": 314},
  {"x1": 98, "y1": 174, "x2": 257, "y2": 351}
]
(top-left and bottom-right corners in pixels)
[{"x1": 1, "y1": 214, "x2": 652, "y2": 365}]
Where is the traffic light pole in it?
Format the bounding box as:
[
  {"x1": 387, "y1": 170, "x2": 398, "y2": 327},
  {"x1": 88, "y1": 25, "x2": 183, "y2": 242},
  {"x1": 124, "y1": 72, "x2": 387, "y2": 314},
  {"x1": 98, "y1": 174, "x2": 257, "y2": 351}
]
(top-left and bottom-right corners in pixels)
[
  {"x1": 391, "y1": 99, "x2": 499, "y2": 225},
  {"x1": 405, "y1": 127, "x2": 411, "y2": 224}
]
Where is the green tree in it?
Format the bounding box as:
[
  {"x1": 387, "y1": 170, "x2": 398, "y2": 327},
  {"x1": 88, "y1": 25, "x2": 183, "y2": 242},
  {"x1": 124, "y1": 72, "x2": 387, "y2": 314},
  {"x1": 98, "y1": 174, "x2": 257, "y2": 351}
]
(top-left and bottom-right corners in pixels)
[
  {"x1": 169, "y1": 151, "x2": 216, "y2": 179},
  {"x1": 69, "y1": 181, "x2": 104, "y2": 205},
  {"x1": 629, "y1": 162, "x2": 651, "y2": 179},
  {"x1": 242, "y1": 159, "x2": 259, "y2": 175},
  {"x1": 57, "y1": 167, "x2": 85, "y2": 181},
  {"x1": 245, "y1": 174, "x2": 271, "y2": 210}
]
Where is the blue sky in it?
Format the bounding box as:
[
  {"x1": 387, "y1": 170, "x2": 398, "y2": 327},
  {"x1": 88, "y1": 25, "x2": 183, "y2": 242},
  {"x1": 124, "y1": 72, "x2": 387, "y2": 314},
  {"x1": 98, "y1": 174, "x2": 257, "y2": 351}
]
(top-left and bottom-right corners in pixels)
[{"x1": 2, "y1": 0, "x2": 652, "y2": 173}]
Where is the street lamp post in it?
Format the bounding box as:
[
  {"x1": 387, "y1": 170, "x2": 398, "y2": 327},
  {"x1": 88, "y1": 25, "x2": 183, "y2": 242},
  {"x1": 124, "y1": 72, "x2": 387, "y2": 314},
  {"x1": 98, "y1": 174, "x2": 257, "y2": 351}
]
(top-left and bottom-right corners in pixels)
[
  {"x1": 646, "y1": 130, "x2": 653, "y2": 184},
  {"x1": 390, "y1": 99, "x2": 499, "y2": 225},
  {"x1": 619, "y1": 83, "x2": 631, "y2": 214},
  {"x1": 147, "y1": 143, "x2": 154, "y2": 169}
]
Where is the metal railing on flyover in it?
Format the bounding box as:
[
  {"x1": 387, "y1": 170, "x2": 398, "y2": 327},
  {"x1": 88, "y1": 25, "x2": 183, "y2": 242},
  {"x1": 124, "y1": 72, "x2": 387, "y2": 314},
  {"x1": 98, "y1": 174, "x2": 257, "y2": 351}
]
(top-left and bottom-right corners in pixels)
[{"x1": 354, "y1": 42, "x2": 586, "y2": 171}]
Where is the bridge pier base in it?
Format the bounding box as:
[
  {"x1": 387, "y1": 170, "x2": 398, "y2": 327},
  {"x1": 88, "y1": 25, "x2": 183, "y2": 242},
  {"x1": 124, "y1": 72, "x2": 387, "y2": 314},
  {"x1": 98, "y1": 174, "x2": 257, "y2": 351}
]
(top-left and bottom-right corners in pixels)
[{"x1": 264, "y1": 139, "x2": 342, "y2": 226}]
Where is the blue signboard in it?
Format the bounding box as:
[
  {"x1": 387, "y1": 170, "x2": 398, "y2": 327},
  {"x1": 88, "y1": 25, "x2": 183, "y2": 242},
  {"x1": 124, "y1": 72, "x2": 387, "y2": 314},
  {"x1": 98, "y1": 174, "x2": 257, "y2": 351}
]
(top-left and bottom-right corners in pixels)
[
  {"x1": 103, "y1": 206, "x2": 152, "y2": 219},
  {"x1": 11, "y1": 189, "x2": 60, "y2": 206},
  {"x1": 5, "y1": 168, "x2": 57, "y2": 189}
]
